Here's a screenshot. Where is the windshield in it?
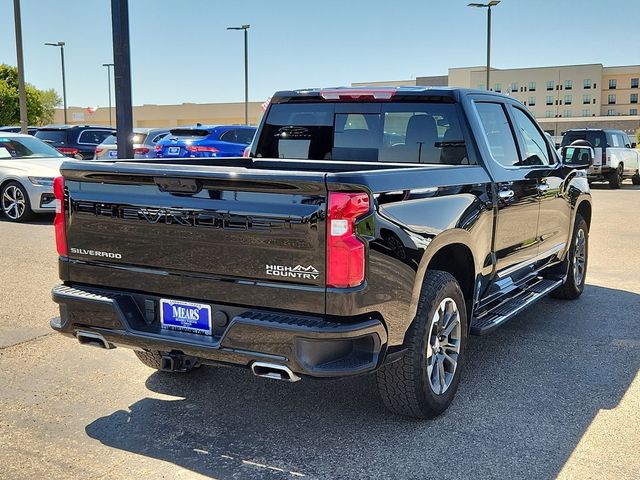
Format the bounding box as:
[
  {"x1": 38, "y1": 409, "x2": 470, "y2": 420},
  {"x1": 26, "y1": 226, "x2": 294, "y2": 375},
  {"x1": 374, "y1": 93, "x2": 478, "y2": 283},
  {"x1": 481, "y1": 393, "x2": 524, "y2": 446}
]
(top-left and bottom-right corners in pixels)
[
  {"x1": 255, "y1": 102, "x2": 472, "y2": 164},
  {"x1": 0, "y1": 136, "x2": 64, "y2": 159},
  {"x1": 101, "y1": 133, "x2": 148, "y2": 146},
  {"x1": 168, "y1": 128, "x2": 212, "y2": 139}
]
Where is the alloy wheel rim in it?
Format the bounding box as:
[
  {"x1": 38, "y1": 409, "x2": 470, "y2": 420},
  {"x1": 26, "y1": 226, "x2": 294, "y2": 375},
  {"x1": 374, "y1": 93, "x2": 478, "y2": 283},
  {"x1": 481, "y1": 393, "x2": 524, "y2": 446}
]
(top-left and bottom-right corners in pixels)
[
  {"x1": 1, "y1": 186, "x2": 26, "y2": 220},
  {"x1": 426, "y1": 297, "x2": 461, "y2": 395},
  {"x1": 573, "y1": 228, "x2": 586, "y2": 285}
]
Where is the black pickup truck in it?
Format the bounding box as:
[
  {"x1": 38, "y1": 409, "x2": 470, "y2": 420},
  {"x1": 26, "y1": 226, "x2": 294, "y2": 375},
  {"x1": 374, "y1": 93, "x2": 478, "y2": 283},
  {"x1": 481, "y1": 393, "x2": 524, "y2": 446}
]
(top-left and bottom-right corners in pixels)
[{"x1": 50, "y1": 87, "x2": 593, "y2": 419}]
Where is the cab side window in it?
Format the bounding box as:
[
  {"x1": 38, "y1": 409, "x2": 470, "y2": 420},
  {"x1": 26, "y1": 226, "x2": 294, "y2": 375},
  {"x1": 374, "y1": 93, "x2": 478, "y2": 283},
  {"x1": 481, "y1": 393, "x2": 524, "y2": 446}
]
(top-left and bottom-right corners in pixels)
[
  {"x1": 511, "y1": 107, "x2": 550, "y2": 166},
  {"x1": 475, "y1": 102, "x2": 519, "y2": 167}
]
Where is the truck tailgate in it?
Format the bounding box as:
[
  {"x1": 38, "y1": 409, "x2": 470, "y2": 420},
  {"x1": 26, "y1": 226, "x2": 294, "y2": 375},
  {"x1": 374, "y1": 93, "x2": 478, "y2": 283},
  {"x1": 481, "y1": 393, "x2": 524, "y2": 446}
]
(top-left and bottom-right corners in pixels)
[{"x1": 60, "y1": 161, "x2": 328, "y2": 313}]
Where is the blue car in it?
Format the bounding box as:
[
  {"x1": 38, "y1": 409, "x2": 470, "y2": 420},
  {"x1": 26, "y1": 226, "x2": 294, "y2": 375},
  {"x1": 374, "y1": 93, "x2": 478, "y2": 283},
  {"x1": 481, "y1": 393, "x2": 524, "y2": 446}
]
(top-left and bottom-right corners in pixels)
[{"x1": 155, "y1": 125, "x2": 256, "y2": 158}]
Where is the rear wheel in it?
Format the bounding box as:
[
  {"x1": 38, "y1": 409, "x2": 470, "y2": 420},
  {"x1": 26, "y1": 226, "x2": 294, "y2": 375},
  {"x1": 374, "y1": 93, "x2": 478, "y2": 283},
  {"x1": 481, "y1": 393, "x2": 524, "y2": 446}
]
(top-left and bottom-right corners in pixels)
[
  {"x1": 632, "y1": 173, "x2": 640, "y2": 185},
  {"x1": 376, "y1": 270, "x2": 467, "y2": 419},
  {"x1": 1, "y1": 181, "x2": 33, "y2": 222},
  {"x1": 551, "y1": 214, "x2": 588, "y2": 300},
  {"x1": 609, "y1": 164, "x2": 623, "y2": 189}
]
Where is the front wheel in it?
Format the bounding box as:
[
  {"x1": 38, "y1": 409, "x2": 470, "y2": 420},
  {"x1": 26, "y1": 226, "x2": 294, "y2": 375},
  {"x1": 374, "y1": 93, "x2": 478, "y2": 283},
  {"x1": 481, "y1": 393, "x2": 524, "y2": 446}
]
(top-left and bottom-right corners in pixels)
[
  {"x1": 632, "y1": 173, "x2": 640, "y2": 186},
  {"x1": 1, "y1": 181, "x2": 33, "y2": 222},
  {"x1": 551, "y1": 214, "x2": 589, "y2": 300},
  {"x1": 376, "y1": 270, "x2": 467, "y2": 419}
]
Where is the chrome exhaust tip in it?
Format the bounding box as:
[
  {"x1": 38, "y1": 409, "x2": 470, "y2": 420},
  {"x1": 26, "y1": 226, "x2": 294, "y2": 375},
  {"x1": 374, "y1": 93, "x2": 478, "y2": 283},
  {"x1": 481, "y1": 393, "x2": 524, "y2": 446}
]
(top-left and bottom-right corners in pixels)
[
  {"x1": 76, "y1": 331, "x2": 113, "y2": 349},
  {"x1": 251, "y1": 361, "x2": 301, "y2": 383}
]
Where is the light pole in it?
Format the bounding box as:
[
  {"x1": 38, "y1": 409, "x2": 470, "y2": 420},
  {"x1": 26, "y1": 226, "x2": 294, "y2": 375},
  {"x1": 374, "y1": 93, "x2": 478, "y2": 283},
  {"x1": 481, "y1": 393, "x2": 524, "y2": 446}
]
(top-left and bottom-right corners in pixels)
[
  {"x1": 468, "y1": 1, "x2": 500, "y2": 91},
  {"x1": 227, "y1": 24, "x2": 250, "y2": 125},
  {"x1": 102, "y1": 63, "x2": 114, "y2": 127},
  {"x1": 45, "y1": 41, "x2": 67, "y2": 123},
  {"x1": 13, "y1": 0, "x2": 28, "y2": 133}
]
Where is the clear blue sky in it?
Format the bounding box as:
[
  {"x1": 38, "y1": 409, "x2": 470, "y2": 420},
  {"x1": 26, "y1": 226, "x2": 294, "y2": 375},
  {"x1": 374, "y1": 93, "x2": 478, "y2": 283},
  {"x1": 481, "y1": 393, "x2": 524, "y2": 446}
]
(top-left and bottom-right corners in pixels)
[{"x1": 0, "y1": 0, "x2": 637, "y2": 108}]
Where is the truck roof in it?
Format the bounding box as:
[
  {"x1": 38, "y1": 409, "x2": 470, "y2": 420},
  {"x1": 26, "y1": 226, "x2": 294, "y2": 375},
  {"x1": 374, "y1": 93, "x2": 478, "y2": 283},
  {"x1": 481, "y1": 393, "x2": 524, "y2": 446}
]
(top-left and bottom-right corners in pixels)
[{"x1": 271, "y1": 86, "x2": 508, "y2": 103}]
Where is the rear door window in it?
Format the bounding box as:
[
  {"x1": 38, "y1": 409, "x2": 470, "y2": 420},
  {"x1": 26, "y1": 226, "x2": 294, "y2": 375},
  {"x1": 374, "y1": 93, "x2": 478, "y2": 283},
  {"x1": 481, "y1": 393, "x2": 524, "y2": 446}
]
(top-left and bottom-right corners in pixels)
[
  {"x1": 475, "y1": 102, "x2": 520, "y2": 167},
  {"x1": 219, "y1": 130, "x2": 237, "y2": 143}
]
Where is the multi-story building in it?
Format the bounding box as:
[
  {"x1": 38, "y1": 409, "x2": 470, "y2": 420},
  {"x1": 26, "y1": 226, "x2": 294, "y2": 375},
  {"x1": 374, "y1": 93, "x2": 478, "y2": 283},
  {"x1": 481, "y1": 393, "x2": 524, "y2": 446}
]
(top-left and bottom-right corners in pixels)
[{"x1": 354, "y1": 63, "x2": 640, "y2": 139}]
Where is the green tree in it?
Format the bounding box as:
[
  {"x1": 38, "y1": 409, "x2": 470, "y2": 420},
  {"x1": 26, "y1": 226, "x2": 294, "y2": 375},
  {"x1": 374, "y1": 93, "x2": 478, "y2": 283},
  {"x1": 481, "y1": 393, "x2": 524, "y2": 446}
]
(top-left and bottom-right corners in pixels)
[
  {"x1": 636, "y1": 128, "x2": 640, "y2": 147},
  {"x1": 0, "y1": 64, "x2": 60, "y2": 126}
]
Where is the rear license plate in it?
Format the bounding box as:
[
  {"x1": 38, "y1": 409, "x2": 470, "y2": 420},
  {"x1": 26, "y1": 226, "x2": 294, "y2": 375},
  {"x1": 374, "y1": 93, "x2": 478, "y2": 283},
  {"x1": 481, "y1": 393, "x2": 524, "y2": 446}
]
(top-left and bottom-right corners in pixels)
[
  {"x1": 167, "y1": 146, "x2": 180, "y2": 155},
  {"x1": 160, "y1": 299, "x2": 212, "y2": 335},
  {"x1": 108, "y1": 150, "x2": 118, "y2": 157}
]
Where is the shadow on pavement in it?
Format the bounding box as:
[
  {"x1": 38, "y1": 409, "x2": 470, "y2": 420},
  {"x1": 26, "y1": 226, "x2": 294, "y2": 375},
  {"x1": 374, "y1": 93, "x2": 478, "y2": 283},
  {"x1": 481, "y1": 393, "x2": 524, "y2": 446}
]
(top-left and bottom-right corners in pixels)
[
  {"x1": 85, "y1": 285, "x2": 640, "y2": 479},
  {"x1": 0, "y1": 213, "x2": 54, "y2": 225}
]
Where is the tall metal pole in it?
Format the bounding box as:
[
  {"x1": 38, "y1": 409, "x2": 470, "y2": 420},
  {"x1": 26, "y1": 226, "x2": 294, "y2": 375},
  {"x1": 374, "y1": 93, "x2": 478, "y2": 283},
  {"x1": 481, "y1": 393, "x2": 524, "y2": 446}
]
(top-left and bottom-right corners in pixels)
[
  {"x1": 244, "y1": 27, "x2": 249, "y2": 125},
  {"x1": 111, "y1": 0, "x2": 134, "y2": 158},
  {"x1": 12, "y1": 0, "x2": 28, "y2": 133},
  {"x1": 486, "y1": 6, "x2": 491, "y2": 91},
  {"x1": 103, "y1": 63, "x2": 114, "y2": 127},
  {"x1": 60, "y1": 45, "x2": 68, "y2": 124}
]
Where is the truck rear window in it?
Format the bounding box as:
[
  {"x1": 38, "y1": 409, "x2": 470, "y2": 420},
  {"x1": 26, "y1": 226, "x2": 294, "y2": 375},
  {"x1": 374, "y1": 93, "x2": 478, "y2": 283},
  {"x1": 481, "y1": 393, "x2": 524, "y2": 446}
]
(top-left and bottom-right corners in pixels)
[{"x1": 255, "y1": 102, "x2": 473, "y2": 164}]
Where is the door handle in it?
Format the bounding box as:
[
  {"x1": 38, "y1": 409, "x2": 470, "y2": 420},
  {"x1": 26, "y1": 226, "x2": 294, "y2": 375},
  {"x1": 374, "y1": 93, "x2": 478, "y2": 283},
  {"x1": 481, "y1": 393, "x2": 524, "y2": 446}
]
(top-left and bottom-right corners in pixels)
[
  {"x1": 537, "y1": 183, "x2": 550, "y2": 192},
  {"x1": 498, "y1": 189, "x2": 514, "y2": 200}
]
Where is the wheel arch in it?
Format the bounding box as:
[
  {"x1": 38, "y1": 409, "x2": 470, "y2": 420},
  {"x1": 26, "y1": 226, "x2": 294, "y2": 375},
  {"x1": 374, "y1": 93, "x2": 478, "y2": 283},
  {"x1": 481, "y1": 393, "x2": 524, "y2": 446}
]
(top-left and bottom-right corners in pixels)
[{"x1": 576, "y1": 200, "x2": 592, "y2": 230}]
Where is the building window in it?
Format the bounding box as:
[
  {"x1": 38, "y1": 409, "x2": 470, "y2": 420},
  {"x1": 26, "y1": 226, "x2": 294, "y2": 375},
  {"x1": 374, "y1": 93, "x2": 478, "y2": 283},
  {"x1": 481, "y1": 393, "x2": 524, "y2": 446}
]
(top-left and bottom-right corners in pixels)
[
  {"x1": 545, "y1": 111, "x2": 553, "y2": 118},
  {"x1": 546, "y1": 96, "x2": 553, "y2": 105},
  {"x1": 528, "y1": 96, "x2": 536, "y2": 106},
  {"x1": 582, "y1": 109, "x2": 591, "y2": 117},
  {"x1": 631, "y1": 93, "x2": 638, "y2": 104},
  {"x1": 607, "y1": 109, "x2": 617, "y2": 116},
  {"x1": 631, "y1": 108, "x2": 638, "y2": 116},
  {"x1": 528, "y1": 82, "x2": 536, "y2": 91},
  {"x1": 564, "y1": 80, "x2": 573, "y2": 90},
  {"x1": 564, "y1": 110, "x2": 572, "y2": 118},
  {"x1": 495, "y1": 83, "x2": 502, "y2": 92},
  {"x1": 583, "y1": 94, "x2": 591, "y2": 104},
  {"x1": 608, "y1": 94, "x2": 616, "y2": 104},
  {"x1": 584, "y1": 79, "x2": 592, "y2": 89},
  {"x1": 511, "y1": 82, "x2": 518, "y2": 92},
  {"x1": 546, "y1": 80, "x2": 554, "y2": 91},
  {"x1": 632, "y1": 78, "x2": 639, "y2": 89},
  {"x1": 564, "y1": 95, "x2": 572, "y2": 105},
  {"x1": 609, "y1": 79, "x2": 617, "y2": 89}
]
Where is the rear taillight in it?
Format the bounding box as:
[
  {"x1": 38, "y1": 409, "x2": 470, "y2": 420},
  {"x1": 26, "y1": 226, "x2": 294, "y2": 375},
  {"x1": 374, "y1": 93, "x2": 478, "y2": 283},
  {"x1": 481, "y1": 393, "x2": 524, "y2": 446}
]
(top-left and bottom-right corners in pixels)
[
  {"x1": 95, "y1": 147, "x2": 104, "y2": 155},
  {"x1": 134, "y1": 147, "x2": 150, "y2": 154},
  {"x1": 242, "y1": 146, "x2": 251, "y2": 157},
  {"x1": 186, "y1": 145, "x2": 219, "y2": 153},
  {"x1": 56, "y1": 147, "x2": 79, "y2": 156},
  {"x1": 154, "y1": 145, "x2": 162, "y2": 152},
  {"x1": 53, "y1": 176, "x2": 67, "y2": 256},
  {"x1": 326, "y1": 192, "x2": 370, "y2": 288}
]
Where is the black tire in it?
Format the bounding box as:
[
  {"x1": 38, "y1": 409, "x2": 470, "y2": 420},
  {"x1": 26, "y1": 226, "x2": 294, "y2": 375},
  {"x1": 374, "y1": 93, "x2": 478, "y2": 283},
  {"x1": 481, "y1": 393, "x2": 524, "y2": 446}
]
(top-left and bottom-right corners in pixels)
[
  {"x1": 134, "y1": 350, "x2": 164, "y2": 369},
  {"x1": 1, "y1": 181, "x2": 34, "y2": 222},
  {"x1": 608, "y1": 164, "x2": 623, "y2": 189},
  {"x1": 376, "y1": 270, "x2": 467, "y2": 419},
  {"x1": 632, "y1": 174, "x2": 640, "y2": 186},
  {"x1": 551, "y1": 214, "x2": 589, "y2": 300}
]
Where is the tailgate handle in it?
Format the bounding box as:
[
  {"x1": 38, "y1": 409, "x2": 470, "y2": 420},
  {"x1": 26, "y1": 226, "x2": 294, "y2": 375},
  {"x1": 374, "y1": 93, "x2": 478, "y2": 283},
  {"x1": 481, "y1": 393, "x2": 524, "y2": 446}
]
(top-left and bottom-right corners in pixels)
[{"x1": 154, "y1": 177, "x2": 201, "y2": 194}]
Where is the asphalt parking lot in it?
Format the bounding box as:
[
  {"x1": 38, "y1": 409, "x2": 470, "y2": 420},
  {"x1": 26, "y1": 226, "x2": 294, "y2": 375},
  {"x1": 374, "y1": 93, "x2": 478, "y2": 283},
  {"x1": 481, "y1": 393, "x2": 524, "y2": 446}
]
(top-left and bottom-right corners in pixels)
[{"x1": 1, "y1": 185, "x2": 639, "y2": 480}]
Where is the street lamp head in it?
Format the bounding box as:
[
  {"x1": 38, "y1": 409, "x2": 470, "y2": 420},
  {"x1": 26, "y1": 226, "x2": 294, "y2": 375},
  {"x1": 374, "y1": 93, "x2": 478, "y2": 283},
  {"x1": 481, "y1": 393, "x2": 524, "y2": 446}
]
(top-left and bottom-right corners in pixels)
[
  {"x1": 102, "y1": 63, "x2": 114, "y2": 67},
  {"x1": 227, "y1": 24, "x2": 250, "y2": 30},
  {"x1": 45, "y1": 41, "x2": 65, "y2": 47},
  {"x1": 468, "y1": 1, "x2": 500, "y2": 6}
]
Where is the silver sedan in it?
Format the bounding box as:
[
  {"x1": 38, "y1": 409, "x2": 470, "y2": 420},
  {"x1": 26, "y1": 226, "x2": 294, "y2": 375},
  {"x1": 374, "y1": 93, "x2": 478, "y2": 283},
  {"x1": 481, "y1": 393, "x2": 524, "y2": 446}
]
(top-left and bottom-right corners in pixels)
[
  {"x1": 94, "y1": 128, "x2": 170, "y2": 160},
  {"x1": 0, "y1": 133, "x2": 64, "y2": 222}
]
